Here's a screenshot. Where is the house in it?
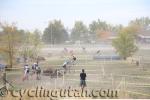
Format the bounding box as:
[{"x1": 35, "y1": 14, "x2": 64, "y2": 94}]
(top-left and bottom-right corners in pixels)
[
  {"x1": 137, "y1": 26, "x2": 150, "y2": 43},
  {"x1": 96, "y1": 31, "x2": 118, "y2": 43},
  {"x1": 107, "y1": 32, "x2": 118, "y2": 40}
]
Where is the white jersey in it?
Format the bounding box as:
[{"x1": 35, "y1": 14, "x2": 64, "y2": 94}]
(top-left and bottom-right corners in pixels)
[
  {"x1": 63, "y1": 61, "x2": 67, "y2": 66},
  {"x1": 24, "y1": 65, "x2": 29, "y2": 74}
]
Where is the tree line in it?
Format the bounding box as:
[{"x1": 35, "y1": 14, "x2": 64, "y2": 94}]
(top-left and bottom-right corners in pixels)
[
  {"x1": 1, "y1": 17, "x2": 149, "y2": 45},
  {"x1": 42, "y1": 17, "x2": 150, "y2": 44},
  {"x1": 42, "y1": 19, "x2": 123, "y2": 43},
  {"x1": 0, "y1": 17, "x2": 150, "y2": 67}
]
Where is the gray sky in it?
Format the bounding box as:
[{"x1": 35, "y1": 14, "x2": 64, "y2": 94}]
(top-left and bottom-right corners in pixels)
[{"x1": 0, "y1": 0, "x2": 150, "y2": 31}]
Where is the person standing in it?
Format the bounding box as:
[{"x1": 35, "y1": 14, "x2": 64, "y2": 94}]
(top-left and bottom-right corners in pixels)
[
  {"x1": 31, "y1": 63, "x2": 37, "y2": 77},
  {"x1": 22, "y1": 64, "x2": 30, "y2": 81},
  {"x1": 80, "y1": 69, "x2": 87, "y2": 90},
  {"x1": 35, "y1": 64, "x2": 41, "y2": 80}
]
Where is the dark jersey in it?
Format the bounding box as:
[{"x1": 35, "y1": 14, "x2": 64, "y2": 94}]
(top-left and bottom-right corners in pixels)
[
  {"x1": 80, "y1": 73, "x2": 86, "y2": 80},
  {"x1": 73, "y1": 57, "x2": 76, "y2": 61}
]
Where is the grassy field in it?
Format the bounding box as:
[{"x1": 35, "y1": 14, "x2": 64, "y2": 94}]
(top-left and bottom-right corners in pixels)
[{"x1": 1, "y1": 46, "x2": 150, "y2": 99}]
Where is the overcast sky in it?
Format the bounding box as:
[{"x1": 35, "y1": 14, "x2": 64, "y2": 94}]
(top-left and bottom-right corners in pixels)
[{"x1": 0, "y1": 0, "x2": 150, "y2": 31}]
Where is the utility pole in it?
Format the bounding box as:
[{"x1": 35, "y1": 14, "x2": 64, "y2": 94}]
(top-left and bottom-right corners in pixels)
[{"x1": 51, "y1": 23, "x2": 53, "y2": 48}]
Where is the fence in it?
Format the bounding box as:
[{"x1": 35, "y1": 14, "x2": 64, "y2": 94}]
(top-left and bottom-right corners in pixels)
[
  {"x1": 2, "y1": 62, "x2": 150, "y2": 98},
  {"x1": 55, "y1": 68, "x2": 150, "y2": 98}
]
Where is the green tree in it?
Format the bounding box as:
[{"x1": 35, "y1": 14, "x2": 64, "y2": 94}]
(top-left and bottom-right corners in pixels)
[
  {"x1": 42, "y1": 20, "x2": 69, "y2": 44},
  {"x1": 128, "y1": 17, "x2": 150, "y2": 37},
  {"x1": 0, "y1": 23, "x2": 23, "y2": 68},
  {"x1": 71, "y1": 21, "x2": 88, "y2": 42},
  {"x1": 112, "y1": 24, "x2": 123, "y2": 33},
  {"x1": 129, "y1": 17, "x2": 150, "y2": 28},
  {"x1": 121, "y1": 25, "x2": 140, "y2": 38},
  {"x1": 19, "y1": 30, "x2": 42, "y2": 63},
  {"x1": 89, "y1": 19, "x2": 114, "y2": 33},
  {"x1": 89, "y1": 19, "x2": 118, "y2": 41},
  {"x1": 112, "y1": 29, "x2": 138, "y2": 60}
]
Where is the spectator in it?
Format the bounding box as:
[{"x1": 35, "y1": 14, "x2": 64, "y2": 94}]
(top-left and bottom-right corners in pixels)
[
  {"x1": 22, "y1": 64, "x2": 30, "y2": 81},
  {"x1": 31, "y1": 63, "x2": 37, "y2": 76},
  {"x1": 35, "y1": 64, "x2": 41, "y2": 80},
  {"x1": 80, "y1": 69, "x2": 87, "y2": 90}
]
